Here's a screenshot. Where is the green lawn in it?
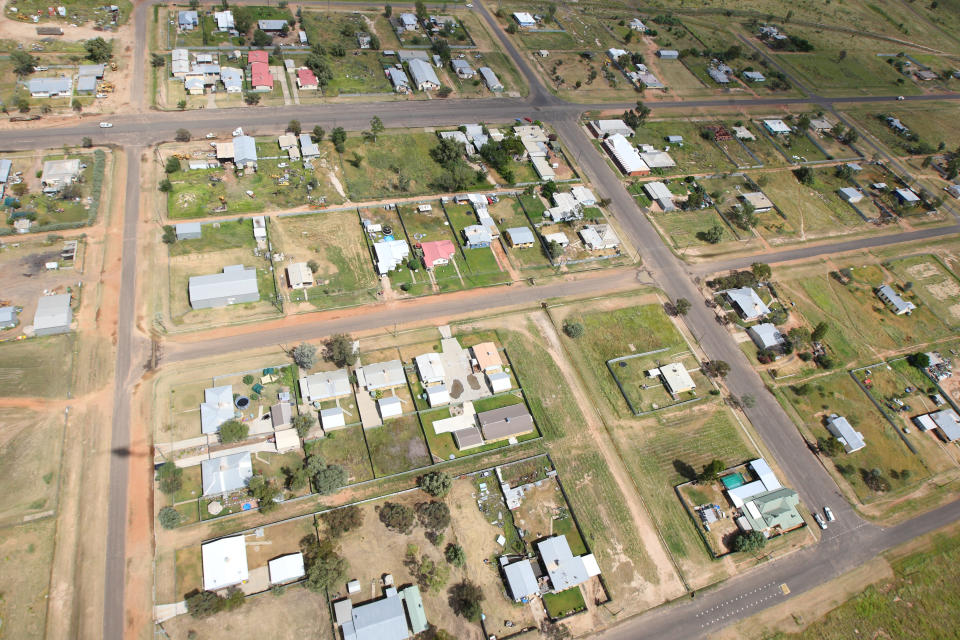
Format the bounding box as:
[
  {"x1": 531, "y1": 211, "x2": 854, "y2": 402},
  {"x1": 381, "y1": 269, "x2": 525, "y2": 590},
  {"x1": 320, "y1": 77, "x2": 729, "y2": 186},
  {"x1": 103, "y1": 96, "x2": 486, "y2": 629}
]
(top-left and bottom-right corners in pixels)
[
  {"x1": 365, "y1": 415, "x2": 431, "y2": 476},
  {"x1": 0, "y1": 334, "x2": 74, "y2": 397},
  {"x1": 631, "y1": 121, "x2": 737, "y2": 174},
  {"x1": 553, "y1": 516, "x2": 587, "y2": 556},
  {"x1": 168, "y1": 218, "x2": 255, "y2": 257},
  {"x1": 542, "y1": 587, "x2": 587, "y2": 618},
  {"x1": 11, "y1": 0, "x2": 131, "y2": 25},
  {"x1": 885, "y1": 255, "x2": 960, "y2": 330},
  {"x1": 325, "y1": 52, "x2": 393, "y2": 96},
  {"x1": 306, "y1": 426, "x2": 374, "y2": 484}
]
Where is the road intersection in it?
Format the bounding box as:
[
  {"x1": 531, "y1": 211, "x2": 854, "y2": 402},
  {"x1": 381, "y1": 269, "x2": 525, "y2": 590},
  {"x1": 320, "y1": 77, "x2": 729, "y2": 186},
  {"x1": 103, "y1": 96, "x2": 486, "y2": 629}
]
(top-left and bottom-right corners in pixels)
[{"x1": 4, "y1": 2, "x2": 954, "y2": 638}]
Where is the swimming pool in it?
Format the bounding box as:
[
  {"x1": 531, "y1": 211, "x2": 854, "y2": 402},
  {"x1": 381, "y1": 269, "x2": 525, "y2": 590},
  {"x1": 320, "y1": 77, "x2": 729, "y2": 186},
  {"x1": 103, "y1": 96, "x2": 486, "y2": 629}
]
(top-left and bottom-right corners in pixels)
[{"x1": 721, "y1": 472, "x2": 746, "y2": 489}]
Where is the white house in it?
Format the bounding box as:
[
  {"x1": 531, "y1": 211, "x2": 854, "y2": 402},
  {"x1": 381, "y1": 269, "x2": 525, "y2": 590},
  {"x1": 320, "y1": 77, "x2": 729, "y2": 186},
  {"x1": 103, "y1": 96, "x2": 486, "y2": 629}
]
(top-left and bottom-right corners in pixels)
[{"x1": 202, "y1": 536, "x2": 248, "y2": 591}]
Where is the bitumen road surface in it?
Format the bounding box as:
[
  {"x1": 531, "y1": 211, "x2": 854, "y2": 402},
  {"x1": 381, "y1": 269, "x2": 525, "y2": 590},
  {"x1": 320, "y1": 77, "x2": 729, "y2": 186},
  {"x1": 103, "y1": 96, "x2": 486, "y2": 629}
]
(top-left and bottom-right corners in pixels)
[{"x1": 12, "y1": 1, "x2": 948, "y2": 637}]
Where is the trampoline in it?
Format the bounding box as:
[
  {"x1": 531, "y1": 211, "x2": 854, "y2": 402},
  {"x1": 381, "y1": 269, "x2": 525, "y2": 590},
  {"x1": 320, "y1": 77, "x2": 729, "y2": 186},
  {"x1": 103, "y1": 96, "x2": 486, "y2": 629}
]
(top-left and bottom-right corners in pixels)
[{"x1": 235, "y1": 395, "x2": 250, "y2": 410}]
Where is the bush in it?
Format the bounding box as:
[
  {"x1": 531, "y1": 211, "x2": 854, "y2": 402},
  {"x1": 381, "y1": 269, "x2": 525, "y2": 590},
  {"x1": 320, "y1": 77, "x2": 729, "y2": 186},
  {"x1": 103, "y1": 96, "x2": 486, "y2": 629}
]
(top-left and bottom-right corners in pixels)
[
  {"x1": 321, "y1": 505, "x2": 363, "y2": 537},
  {"x1": 379, "y1": 501, "x2": 415, "y2": 533},
  {"x1": 158, "y1": 461, "x2": 183, "y2": 494},
  {"x1": 165, "y1": 156, "x2": 181, "y2": 174},
  {"x1": 449, "y1": 580, "x2": 484, "y2": 620},
  {"x1": 175, "y1": 128, "x2": 191, "y2": 142},
  {"x1": 158, "y1": 506, "x2": 182, "y2": 529},
  {"x1": 292, "y1": 414, "x2": 315, "y2": 438},
  {"x1": 445, "y1": 543, "x2": 466, "y2": 567},
  {"x1": 81, "y1": 137, "x2": 93, "y2": 148},
  {"x1": 313, "y1": 464, "x2": 347, "y2": 495},
  {"x1": 326, "y1": 334, "x2": 357, "y2": 367},
  {"x1": 247, "y1": 475, "x2": 281, "y2": 512},
  {"x1": 418, "y1": 471, "x2": 452, "y2": 498},
  {"x1": 161, "y1": 225, "x2": 177, "y2": 244},
  {"x1": 562, "y1": 320, "x2": 584, "y2": 338},
  {"x1": 185, "y1": 590, "x2": 226, "y2": 618},
  {"x1": 733, "y1": 530, "x2": 767, "y2": 553},
  {"x1": 416, "y1": 501, "x2": 451, "y2": 532},
  {"x1": 291, "y1": 342, "x2": 318, "y2": 369},
  {"x1": 219, "y1": 420, "x2": 249, "y2": 443},
  {"x1": 242, "y1": 374, "x2": 254, "y2": 384},
  {"x1": 817, "y1": 436, "x2": 844, "y2": 457}
]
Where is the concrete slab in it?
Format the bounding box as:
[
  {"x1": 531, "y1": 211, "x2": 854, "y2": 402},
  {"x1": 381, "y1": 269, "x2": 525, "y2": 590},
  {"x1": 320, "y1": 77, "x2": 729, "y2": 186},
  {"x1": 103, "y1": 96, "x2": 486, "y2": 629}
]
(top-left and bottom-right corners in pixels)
[{"x1": 356, "y1": 387, "x2": 382, "y2": 429}]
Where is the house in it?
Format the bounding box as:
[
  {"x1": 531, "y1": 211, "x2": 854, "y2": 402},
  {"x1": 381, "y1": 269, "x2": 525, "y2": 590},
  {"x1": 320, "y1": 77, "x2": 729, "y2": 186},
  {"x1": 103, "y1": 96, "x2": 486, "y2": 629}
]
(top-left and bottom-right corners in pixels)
[
  {"x1": 825, "y1": 414, "x2": 866, "y2": 453},
  {"x1": 233, "y1": 135, "x2": 258, "y2": 169},
  {"x1": 639, "y1": 150, "x2": 676, "y2": 169},
  {"x1": 201, "y1": 452, "x2": 253, "y2": 496},
  {"x1": 248, "y1": 50, "x2": 269, "y2": 65},
  {"x1": 321, "y1": 407, "x2": 346, "y2": 430},
  {"x1": 607, "y1": 48, "x2": 628, "y2": 63},
  {"x1": 737, "y1": 487, "x2": 803, "y2": 534},
  {"x1": 0, "y1": 306, "x2": 18, "y2": 329},
  {"x1": 278, "y1": 134, "x2": 298, "y2": 153},
  {"x1": 378, "y1": 396, "x2": 403, "y2": 419},
  {"x1": 572, "y1": 186, "x2": 597, "y2": 205},
  {"x1": 545, "y1": 192, "x2": 581, "y2": 222},
  {"x1": 501, "y1": 558, "x2": 539, "y2": 602},
  {"x1": 725, "y1": 287, "x2": 771, "y2": 321},
  {"x1": 505, "y1": 227, "x2": 536, "y2": 248},
  {"x1": 589, "y1": 119, "x2": 633, "y2": 138},
  {"x1": 299, "y1": 369, "x2": 351, "y2": 403},
  {"x1": 743, "y1": 71, "x2": 766, "y2": 82},
  {"x1": 298, "y1": 134, "x2": 320, "y2": 159},
  {"x1": 947, "y1": 184, "x2": 960, "y2": 199},
  {"x1": 33, "y1": 294, "x2": 72, "y2": 336},
  {"x1": 478, "y1": 404, "x2": 534, "y2": 441},
  {"x1": 513, "y1": 12, "x2": 536, "y2": 27},
  {"x1": 876, "y1": 284, "x2": 916, "y2": 315},
  {"x1": 258, "y1": 19, "x2": 289, "y2": 32},
  {"x1": 175, "y1": 222, "x2": 202, "y2": 240},
  {"x1": 408, "y1": 58, "x2": 440, "y2": 91},
  {"x1": 415, "y1": 353, "x2": 445, "y2": 386},
  {"x1": 419, "y1": 240, "x2": 456, "y2": 269},
  {"x1": 451, "y1": 59, "x2": 475, "y2": 78},
  {"x1": 463, "y1": 225, "x2": 492, "y2": 248},
  {"x1": 200, "y1": 385, "x2": 235, "y2": 434},
  {"x1": 373, "y1": 239, "x2": 410, "y2": 275},
  {"x1": 726, "y1": 458, "x2": 783, "y2": 507},
  {"x1": 579, "y1": 225, "x2": 620, "y2": 251},
  {"x1": 473, "y1": 342, "x2": 503, "y2": 373},
  {"x1": 178, "y1": 10, "x2": 199, "y2": 30},
  {"x1": 201, "y1": 536, "x2": 248, "y2": 591},
  {"x1": 627, "y1": 65, "x2": 665, "y2": 89},
  {"x1": 479, "y1": 67, "x2": 503, "y2": 91},
  {"x1": 916, "y1": 69, "x2": 938, "y2": 81},
  {"x1": 650, "y1": 361, "x2": 696, "y2": 394},
  {"x1": 644, "y1": 181, "x2": 676, "y2": 211},
  {"x1": 250, "y1": 62, "x2": 273, "y2": 90},
  {"x1": 763, "y1": 119, "x2": 792, "y2": 135},
  {"x1": 189, "y1": 265, "x2": 259, "y2": 309},
  {"x1": 357, "y1": 360, "x2": 406, "y2": 391},
  {"x1": 531, "y1": 156, "x2": 556, "y2": 181},
  {"x1": 270, "y1": 401, "x2": 293, "y2": 430},
  {"x1": 886, "y1": 117, "x2": 909, "y2": 134},
  {"x1": 387, "y1": 67, "x2": 411, "y2": 93},
  {"x1": 399, "y1": 12, "x2": 418, "y2": 30},
  {"x1": 536, "y1": 535, "x2": 601, "y2": 592},
  {"x1": 269, "y1": 553, "x2": 305, "y2": 585},
  {"x1": 29, "y1": 76, "x2": 71, "y2": 98},
  {"x1": 708, "y1": 64, "x2": 732, "y2": 83},
  {"x1": 286, "y1": 262, "x2": 314, "y2": 289},
  {"x1": 748, "y1": 323, "x2": 786, "y2": 350},
  {"x1": 184, "y1": 76, "x2": 205, "y2": 95},
  {"x1": 894, "y1": 188, "x2": 921, "y2": 205},
  {"x1": 398, "y1": 49, "x2": 430, "y2": 62},
  {"x1": 544, "y1": 232, "x2": 569, "y2": 248},
  {"x1": 629, "y1": 18, "x2": 646, "y2": 31},
  {"x1": 838, "y1": 187, "x2": 863, "y2": 204},
  {"x1": 220, "y1": 67, "x2": 243, "y2": 92},
  {"x1": 658, "y1": 49, "x2": 679, "y2": 59},
  {"x1": 214, "y1": 10, "x2": 235, "y2": 31},
  {"x1": 603, "y1": 134, "x2": 649, "y2": 176},
  {"x1": 333, "y1": 585, "x2": 426, "y2": 640},
  {"x1": 297, "y1": 68, "x2": 318, "y2": 90},
  {"x1": 809, "y1": 117, "x2": 833, "y2": 132},
  {"x1": 914, "y1": 409, "x2": 960, "y2": 442},
  {"x1": 741, "y1": 191, "x2": 774, "y2": 213},
  {"x1": 38, "y1": 159, "x2": 78, "y2": 190}
]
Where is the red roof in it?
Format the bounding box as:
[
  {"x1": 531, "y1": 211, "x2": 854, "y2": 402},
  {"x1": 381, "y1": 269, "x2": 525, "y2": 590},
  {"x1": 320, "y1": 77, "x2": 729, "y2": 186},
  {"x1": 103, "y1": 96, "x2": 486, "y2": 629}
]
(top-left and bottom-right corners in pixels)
[
  {"x1": 250, "y1": 62, "x2": 273, "y2": 88},
  {"x1": 297, "y1": 68, "x2": 318, "y2": 86},
  {"x1": 248, "y1": 50, "x2": 269, "y2": 65},
  {"x1": 420, "y1": 240, "x2": 456, "y2": 267}
]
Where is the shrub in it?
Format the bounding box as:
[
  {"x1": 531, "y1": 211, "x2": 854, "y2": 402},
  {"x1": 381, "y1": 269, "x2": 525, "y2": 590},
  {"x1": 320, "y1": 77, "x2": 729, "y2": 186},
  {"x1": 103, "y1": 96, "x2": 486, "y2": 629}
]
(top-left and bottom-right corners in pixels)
[
  {"x1": 242, "y1": 374, "x2": 254, "y2": 384},
  {"x1": 906, "y1": 352, "x2": 930, "y2": 369},
  {"x1": 292, "y1": 414, "x2": 315, "y2": 438},
  {"x1": 733, "y1": 530, "x2": 767, "y2": 553},
  {"x1": 321, "y1": 505, "x2": 363, "y2": 537},
  {"x1": 158, "y1": 461, "x2": 183, "y2": 494},
  {"x1": 416, "y1": 501, "x2": 451, "y2": 532},
  {"x1": 562, "y1": 320, "x2": 584, "y2": 338},
  {"x1": 445, "y1": 543, "x2": 466, "y2": 567},
  {"x1": 161, "y1": 225, "x2": 177, "y2": 244},
  {"x1": 219, "y1": 420, "x2": 249, "y2": 443},
  {"x1": 303, "y1": 540, "x2": 348, "y2": 593},
  {"x1": 313, "y1": 464, "x2": 347, "y2": 495},
  {"x1": 449, "y1": 580, "x2": 484, "y2": 620},
  {"x1": 817, "y1": 436, "x2": 844, "y2": 457},
  {"x1": 379, "y1": 501, "x2": 415, "y2": 533},
  {"x1": 175, "y1": 128, "x2": 191, "y2": 142},
  {"x1": 418, "y1": 471, "x2": 452, "y2": 498},
  {"x1": 158, "y1": 506, "x2": 181, "y2": 529}
]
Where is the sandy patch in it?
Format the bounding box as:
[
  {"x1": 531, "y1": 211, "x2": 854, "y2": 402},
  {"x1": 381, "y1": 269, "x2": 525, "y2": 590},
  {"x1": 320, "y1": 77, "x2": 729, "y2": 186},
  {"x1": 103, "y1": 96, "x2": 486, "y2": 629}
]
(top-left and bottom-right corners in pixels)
[
  {"x1": 906, "y1": 262, "x2": 939, "y2": 279},
  {"x1": 928, "y1": 280, "x2": 960, "y2": 300}
]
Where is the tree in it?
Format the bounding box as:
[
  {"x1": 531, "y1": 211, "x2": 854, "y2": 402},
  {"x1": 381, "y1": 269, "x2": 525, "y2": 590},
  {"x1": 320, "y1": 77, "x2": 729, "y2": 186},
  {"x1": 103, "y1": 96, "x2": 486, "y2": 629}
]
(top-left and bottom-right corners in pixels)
[
  {"x1": 291, "y1": 342, "x2": 318, "y2": 369},
  {"x1": 165, "y1": 156, "x2": 181, "y2": 174},
  {"x1": 151, "y1": 53, "x2": 166, "y2": 68},
  {"x1": 312, "y1": 125, "x2": 325, "y2": 142},
  {"x1": 703, "y1": 360, "x2": 731, "y2": 378},
  {"x1": 751, "y1": 262, "x2": 772, "y2": 280},
  {"x1": 219, "y1": 420, "x2": 249, "y2": 444},
  {"x1": 11, "y1": 51, "x2": 38, "y2": 77},
  {"x1": 369, "y1": 116, "x2": 384, "y2": 142},
  {"x1": 185, "y1": 590, "x2": 226, "y2": 618},
  {"x1": 674, "y1": 298, "x2": 691, "y2": 316},
  {"x1": 369, "y1": 33, "x2": 381, "y2": 50},
  {"x1": 810, "y1": 321, "x2": 830, "y2": 342},
  {"x1": 159, "y1": 179, "x2": 173, "y2": 193},
  {"x1": 247, "y1": 474, "x2": 281, "y2": 512},
  {"x1": 817, "y1": 436, "x2": 844, "y2": 457},
  {"x1": 84, "y1": 37, "x2": 113, "y2": 62},
  {"x1": 292, "y1": 414, "x2": 315, "y2": 438},
  {"x1": 733, "y1": 530, "x2": 767, "y2": 553},
  {"x1": 325, "y1": 334, "x2": 356, "y2": 367},
  {"x1": 906, "y1": 352, "x2": 930, "y2": 369},
  {"x1": 60, "y1": 183, "x2": 83, "y2": 201},
  {"x1": 287, "y1": 120, "x2": 302, "y2": 136},
  {"x1": 313, "y1": 464, "x2": 347, "y2": 495},
  {"x1": 384, "y1": 4, "x2": 392, "y2": 18},
  {"x1": 449, "y1": 580, "x2": 484, "y2": 620},
  {"x1": 415, "y1": 0, "x2": 428, "y2": 20},
  {"x1": 158, "y1": 505, "x2": 182, "y2": 529},
  {"x1": 158, "y1": 461, "x2": 183, "y2": 494},
  {"x1": 794, "y1": 166, "x2": 814, "y2": 186},
  {"x1": 253, "y1": 29, "x2": 273, "y2": 47},
  {"x1": 697, "y1": 458, "x2": 725, "y2": 483},
  {"x1": 175, "y1": 128, "x2": 191, "y2": 142},
  {"x1": 563, "y1": 320, "x2": 584, "y2": 338},
  {"x1": 418, "y1": 471, "x2": 452, "y2": 498},
  {"x1": 431, "y1": 38, "x2": 452, "y2": 63},
  {"x1": 864, "y1": 468, "x2": 890, "y2": 492},
  {"x1": 177, "y1": 99, "x2": 187, "y2": 110},
  {"x1": 331, "y1": 127, "x2": 347, "y2": 153},
  {"x1": 416, "y1": 501, "x2": 451, "y2": 532},
  {"x1": 303, "y1": 540, "x2": 348, "y2": 593},
  {"x1": 634, "y1": 100, "x2": 651, "y2": 123},
  {"x1": 379, "y1": 501, "x2": 415, "y2": 534},
  {"x1": 81, "y1": 136, "x2": 93, "y2": 148},
  {"x1": 548, "y1": 239, "x2": 563, "y2": 259},
  {"x1": 445, "y1": 543, "x2": 466, "y2": 568},
  {"x1": 321, "y1": 505, "x2": 364, "y2": 538},
  {"x1": 701, "y1": 224, "x2": 724, "y2": 244}
]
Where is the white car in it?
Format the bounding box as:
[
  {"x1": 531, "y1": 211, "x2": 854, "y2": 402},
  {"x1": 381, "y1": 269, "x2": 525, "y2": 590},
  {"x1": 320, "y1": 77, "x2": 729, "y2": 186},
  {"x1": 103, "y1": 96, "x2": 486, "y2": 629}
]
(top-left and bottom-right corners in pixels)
[
  {"x1": 99, "y1": 122, "x2": 113, "y2": 128},
  {"x1": 813, "y1": 513, "x2": 827, "y2": 530},
  {"x1": 205, "y1": 132, "x2": 215, "y2": 139},
  {"x1": 897, "y1": 95, "x2": 905, "y2": 100},
  {"x1": 824, "y1": 506, "x2": 835, "y2": 522}
]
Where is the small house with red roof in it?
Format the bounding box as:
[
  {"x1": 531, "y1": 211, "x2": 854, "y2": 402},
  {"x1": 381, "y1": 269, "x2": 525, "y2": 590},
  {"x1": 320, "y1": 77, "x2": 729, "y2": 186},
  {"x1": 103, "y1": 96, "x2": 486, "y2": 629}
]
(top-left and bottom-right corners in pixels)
[
  {"x1": 250, "y1": 62, "x2": 274, "y2": 90},
  {"x1": 247, "y1": 50, "x2": 269, "y2": 65},
  {"x1": 419, "y1": 240, "x2": 456, "y2": 269},
  {"x1": 297, "y1": 68, "x2": 318, "y2": 90}
]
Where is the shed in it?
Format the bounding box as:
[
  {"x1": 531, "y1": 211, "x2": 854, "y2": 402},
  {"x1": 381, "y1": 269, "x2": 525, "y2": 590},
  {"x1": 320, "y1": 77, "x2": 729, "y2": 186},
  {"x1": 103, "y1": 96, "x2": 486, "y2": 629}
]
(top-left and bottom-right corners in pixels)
[
  {"x1": 270, "y1": 401, "x2": 293, "y2": 429},
  {"x1": 741, "y1": 192, "x2": 773, "y2": 212},
  {"x1": 0, "y1": 306, "x2": 18, "y2": 329},
  {"x1": 513, "y1": 12, "x2": 535, "y2": 27},
  {"x1": 505, "y1": 226, "x2": 536, "y2": 248},
  {"x1": 188, "y1": 265, "x2": 259, "y2": 309},
  {"x1": 269, "y1": 553, "x2": 305, "y2": 584},
  {"x1": 487, "y1": 371, "x2": 512, "y2": 393},
  {"x1": 657, "y1": 49, "x2": 679, "y2": 59},
  {"x1": 321, "y1": 407, "x2": 346, "y2": 430},
  {"x1": 400, "y1": 585, "x2": 428, "y2": 634},
  {"x1": 479, "y1": 66, "x2": 503, "y2": 91},
  {"x1": 378, "y1": 396, "x2": 403, "y2": 419},
  {"x1": 274, "y1": 428, "x2": 300, "y2": 453},
  {"x1": 825, "y1": 415, "x2": 866, "y2": 453},
  {"x1": 426, "y1": 385, "x2": 450, "y2": 407},
  {"x1": 838, "y1": 187, "x2": 863, "y2": 203},
  {"x1": 477, "y1": 403, "x2": 534, "y2": 441},
  {"x1": 502, "y1": 558, "x2": 538, "y2": 601},
  {"x1": 895, "y1": 188, "x2": 920, "y2": 205},
  {"x1": 747, "y1": 323, "x2": 785, "y2": 350},
  {"x1": 286, "y1": 262, "x2": 314, "y2": 289},
  {"x1": 544, "y1": 232, "x2": 569, "y2": 247},
  {"x1": 658, "y1": 362, "x2": 696, "y2": 394},
  {"x1": 33, "y1": 294, "x2": 72, "y2": 336},
  {"x1": 603, "y1": 134, "x2": 649, "y2": 176},
  {"x1": 589, "y1": 120, "x2": 633, "y2": 138},
  {"x1": 876, "y1": 284, "x2": 916, "y2": 315},
  {"x1": 175, "y1": 222, "x2": 202, "y2": 240},
  {"x1": 258, "y1": 19, "x2": 289, "y2": 31},
  {"x1": 453, "y1": 426, "x2": 484, "y2": 450}
]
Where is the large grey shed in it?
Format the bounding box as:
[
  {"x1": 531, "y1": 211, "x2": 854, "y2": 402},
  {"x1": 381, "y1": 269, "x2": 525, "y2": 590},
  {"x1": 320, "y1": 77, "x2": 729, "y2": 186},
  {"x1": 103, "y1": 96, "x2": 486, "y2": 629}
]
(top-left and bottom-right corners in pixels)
[
  {"x1": 188, "y1": 265, "x2": 260, "y2": 309},
  {"x1": 33, "y1": 294, "x2": 72, "y2": 335},
  {"x1": 175, "y1": 222, "x2": 202, "y2": 240}
]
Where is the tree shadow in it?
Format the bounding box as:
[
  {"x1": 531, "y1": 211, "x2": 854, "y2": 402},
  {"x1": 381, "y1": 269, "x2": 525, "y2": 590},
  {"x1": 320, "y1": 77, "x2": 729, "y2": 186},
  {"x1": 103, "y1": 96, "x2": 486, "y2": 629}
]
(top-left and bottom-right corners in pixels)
[{"x1": 673, "y1": 459, "x2": 697, "y2": 482}]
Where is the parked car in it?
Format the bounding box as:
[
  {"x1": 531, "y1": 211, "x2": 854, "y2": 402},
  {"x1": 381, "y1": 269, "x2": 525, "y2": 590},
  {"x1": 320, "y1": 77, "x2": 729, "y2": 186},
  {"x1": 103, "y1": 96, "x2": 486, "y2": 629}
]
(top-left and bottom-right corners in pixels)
[
  {"x1": 814, "y1": 513, "x2": 827, "y2": 529},
  {"x1": 205, "y1": 132, "x2": 215, "y2": 139},
  {"x1": 99, "y1": 122, "x2": 113, "y2": 128},
  {"x1": 824, "y1": 506, "x2": 835, "y2": 522}
]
